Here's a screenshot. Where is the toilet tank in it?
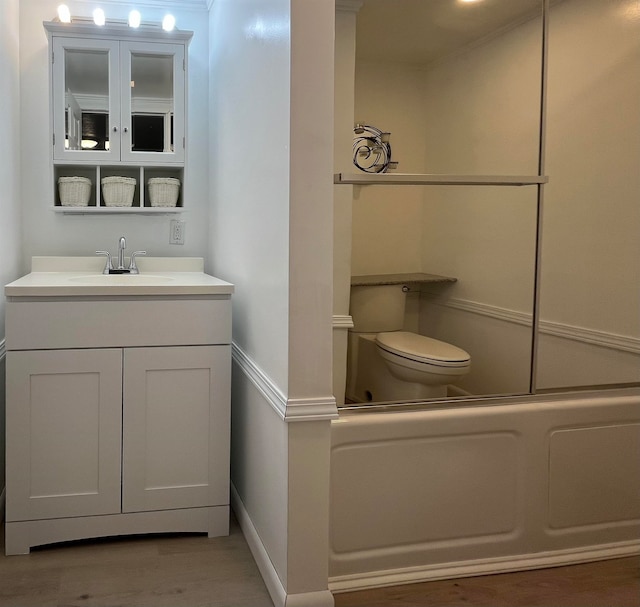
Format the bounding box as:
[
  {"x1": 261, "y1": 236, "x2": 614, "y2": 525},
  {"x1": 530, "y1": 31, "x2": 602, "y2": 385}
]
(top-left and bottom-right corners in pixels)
[{"x1": 350, "y1": 284, "x2": 406, "y2": 332}]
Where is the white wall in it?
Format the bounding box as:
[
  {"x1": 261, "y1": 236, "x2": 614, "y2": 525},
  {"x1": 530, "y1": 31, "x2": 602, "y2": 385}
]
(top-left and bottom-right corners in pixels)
[
  {"x1": 208, "y1": 0, "x2": 291, "y2": 594},
  {"x1": 208, "y1": 0, "x2": 290, "y2": 388},
  {"x1": 0, "y1": 0, "x2": 22, "y2": 512},
  {"x1": 18, "y1": 0, "x2": 210, "y2": 267},
  {"x1": 351, "y1": 62, "x2": 427, "y2": 276},
  {"x1": 0, "y1": 0, "x2": 22, "y2": 339},
  {"x1": 208, "y1": 0, "x2": 335, "y2": 605}
]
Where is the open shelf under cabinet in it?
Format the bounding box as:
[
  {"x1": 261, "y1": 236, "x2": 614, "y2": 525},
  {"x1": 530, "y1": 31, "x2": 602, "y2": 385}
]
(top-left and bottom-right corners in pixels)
[{"x1": 53, "y1": 165, "x2": 184, "y2": 213}]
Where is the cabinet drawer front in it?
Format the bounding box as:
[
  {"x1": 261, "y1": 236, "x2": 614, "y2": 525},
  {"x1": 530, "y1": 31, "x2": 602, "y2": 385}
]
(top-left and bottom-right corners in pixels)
[
  {"x1": 122, "y1": 345, "x2": 231, "y2": 513},
  {"x1": 6, "y1": 349, "x2": 123, "y2": 522},
  {"x1": 6, "y1": 297, "x2": 231, "y2": 350}
]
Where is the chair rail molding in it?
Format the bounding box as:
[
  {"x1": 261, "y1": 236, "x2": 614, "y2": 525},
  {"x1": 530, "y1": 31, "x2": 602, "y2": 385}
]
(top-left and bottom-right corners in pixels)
[
  {"x1": 232, "y1": 343, "x2": 338, "y2": 422},
  {"x1": 333, "y1": 314, "x2": 354, "y2": 330},
  {"x1": 428, "y1": 297, "x2": 640, "y2": 354}
]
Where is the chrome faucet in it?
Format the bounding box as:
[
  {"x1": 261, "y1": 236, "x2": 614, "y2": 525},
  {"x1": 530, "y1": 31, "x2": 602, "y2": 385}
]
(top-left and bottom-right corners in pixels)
[
  {"x1": 117, "y1": 236, "x2": 127, "y2": 271},
  {"x1": 96, "y1": 250, "x2": 114, "y2": 274},
  {"x1": 128, "y1": 250, "x2": 146, "y2": 274},
  {"x1": 96, "y1": 236, "x2": 146, "y2": 274}
]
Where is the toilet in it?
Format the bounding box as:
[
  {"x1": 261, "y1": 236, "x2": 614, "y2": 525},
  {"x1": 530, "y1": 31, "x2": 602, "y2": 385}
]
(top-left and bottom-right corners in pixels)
[{"x1": 346, "y1": 284, "x2": 471, "y2": 402}]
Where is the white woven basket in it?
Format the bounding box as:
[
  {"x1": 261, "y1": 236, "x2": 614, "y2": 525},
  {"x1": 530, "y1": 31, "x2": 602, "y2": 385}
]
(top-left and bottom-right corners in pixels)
[
  {"x1": 101, "y1": 176, "x2": 136, "y2": 207},
  {"x1": 58, "y1": 176, "x2": 92, "y2": 207},
  {"x1": 148, "y1": 177, "x2": 181, "y2": 207}
]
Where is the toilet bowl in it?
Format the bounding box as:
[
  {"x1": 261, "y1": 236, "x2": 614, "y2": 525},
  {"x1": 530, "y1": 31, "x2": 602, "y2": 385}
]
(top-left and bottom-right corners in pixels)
[
  {"x1": 347, "y1": 284, "x2": 471, "y2": 402},
  {"x1": 376, "y1": 331, "x2": 470, "y2": 385}
]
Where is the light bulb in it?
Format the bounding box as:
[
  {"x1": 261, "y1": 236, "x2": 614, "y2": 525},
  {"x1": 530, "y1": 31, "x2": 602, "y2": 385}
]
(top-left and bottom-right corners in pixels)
[
  {"x1": 128, "y1": 10, "x2": 141, "y2": 28},
  {"x1": 162, "y1": 14, "x2": 176, "y2": 32},
  {"x1": 93, "y1": 8, "x2": 105, "y2": 26},
  {"x1": 57, "y1": 4, "x2": 71, "y2": 23}
]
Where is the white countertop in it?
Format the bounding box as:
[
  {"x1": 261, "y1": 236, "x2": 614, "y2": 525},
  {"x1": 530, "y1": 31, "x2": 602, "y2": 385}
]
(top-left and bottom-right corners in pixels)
[{"x1": 5, "y1": 257, "x2": 234, "y2": 297}]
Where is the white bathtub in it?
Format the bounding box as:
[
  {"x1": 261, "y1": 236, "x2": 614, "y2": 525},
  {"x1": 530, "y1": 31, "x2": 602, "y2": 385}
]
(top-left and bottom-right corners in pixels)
[{"x1": 329, "y1": 389, "x2": 640, "y2": 592}]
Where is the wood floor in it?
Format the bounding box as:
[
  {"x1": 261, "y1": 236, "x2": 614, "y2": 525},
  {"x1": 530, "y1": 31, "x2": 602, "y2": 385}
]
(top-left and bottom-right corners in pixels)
[
  {"x1": 0, "y1": 516, "x2": 273, "y2": 607},
  {"x1": 334, "y1": 556, "x2": 640, "y2": 607},
  {"x1": 1, "y1": 517, "x2": 638, "y2": 607}
]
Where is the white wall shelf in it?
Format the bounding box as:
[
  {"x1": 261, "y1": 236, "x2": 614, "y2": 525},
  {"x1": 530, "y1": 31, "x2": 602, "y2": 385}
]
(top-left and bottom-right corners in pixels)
[
  {"x1": 334, "y1": 173, "x2": 548, "y2": 186},
  {"x1": 52, "y1": 206, "x2": 184, "y2": 215},
  {"x1": 54, "y1": 164, "x2": 184, "y2": 211}
]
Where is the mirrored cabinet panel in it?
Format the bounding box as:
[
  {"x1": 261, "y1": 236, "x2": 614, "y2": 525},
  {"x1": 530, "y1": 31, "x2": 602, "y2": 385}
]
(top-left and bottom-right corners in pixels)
[
  {"x1": 62, "y1": 45, "x2": 113, "y2": 153},
  {"x1": 45, "y1": 22, "x2": 192, "y2": 213},
  {"x1": 129, "y1": 52, "x2": 175, "y2": 154},
  {"x1": 52, "y1": 37, "x2": 185, "y2": 164}
]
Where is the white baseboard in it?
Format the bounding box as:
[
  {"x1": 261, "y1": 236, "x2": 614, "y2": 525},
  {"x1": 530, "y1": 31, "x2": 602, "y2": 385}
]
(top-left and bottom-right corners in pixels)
[
  {"x1": 231, "y1": 483, "x2": 287, "y2": 607},
  {"x1": 231, "y1": 484, "x2": 335, "y2": 607},
  {"x1": 329, "y1": 539, "x2": 640, "y2": 593}
]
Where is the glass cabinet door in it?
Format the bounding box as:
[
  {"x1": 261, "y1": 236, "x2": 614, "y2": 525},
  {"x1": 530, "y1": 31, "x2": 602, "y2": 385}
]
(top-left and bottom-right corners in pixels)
[
  {"x1": 120, "y1": 42, "x2": 185, "y2": 164},
  {"x1": 52, "y1": 38, "x2": 120, "y2": 161},
  {"x1": 52, "y1": 38, "x2": 185, "y2": 164}
]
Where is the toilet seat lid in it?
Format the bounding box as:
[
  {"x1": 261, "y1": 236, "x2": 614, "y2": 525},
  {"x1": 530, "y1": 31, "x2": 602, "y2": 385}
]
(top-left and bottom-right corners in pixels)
[{"x1": 376, "y1": 331, "x2": 470, "y2": 367}]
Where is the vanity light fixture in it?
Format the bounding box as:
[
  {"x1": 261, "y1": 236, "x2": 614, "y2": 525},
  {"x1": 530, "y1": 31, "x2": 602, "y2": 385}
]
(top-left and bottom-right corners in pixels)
[
  {"x1": 57, "y1": 4, "x2": 71, "y2": 23},
  {"x1": 93, "y1": 8, "x2": 105, "y2": 26},
  {"x1": 162, "y1": 14, "x2": 176, "y2": 32},
  {"x1": 128, "y1": 10, "x2": 141, "y2": 28},
  {"x1": 54, "y1": 6, "x2": 176, "y2": 32}
]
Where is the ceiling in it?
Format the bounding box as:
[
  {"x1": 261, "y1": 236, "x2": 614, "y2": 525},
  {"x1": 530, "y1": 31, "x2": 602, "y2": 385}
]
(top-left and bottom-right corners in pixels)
[{"x1": 356, "y1": 0, "x2": 543, "y2": 66}]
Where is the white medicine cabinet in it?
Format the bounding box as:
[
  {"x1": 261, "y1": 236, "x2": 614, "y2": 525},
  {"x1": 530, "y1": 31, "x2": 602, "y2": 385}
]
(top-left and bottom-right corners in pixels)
[{"x1": 44, "y1": 21, "x2": 192, "y2": 213}]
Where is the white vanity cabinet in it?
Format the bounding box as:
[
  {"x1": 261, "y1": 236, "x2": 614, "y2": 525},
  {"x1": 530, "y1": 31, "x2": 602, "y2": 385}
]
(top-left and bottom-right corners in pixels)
[{"x1": 4, "y1": 258, "x2": 234, "y2": 555}]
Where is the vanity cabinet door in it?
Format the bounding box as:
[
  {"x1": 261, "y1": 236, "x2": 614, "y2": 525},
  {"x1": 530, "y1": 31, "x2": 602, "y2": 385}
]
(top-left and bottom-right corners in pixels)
[
  {"x1": 121, "y1": 345, "x2": 231, "y2": 513},
  {"x1": 5, "y1": 349, "x2": 123, "y2": 522}
]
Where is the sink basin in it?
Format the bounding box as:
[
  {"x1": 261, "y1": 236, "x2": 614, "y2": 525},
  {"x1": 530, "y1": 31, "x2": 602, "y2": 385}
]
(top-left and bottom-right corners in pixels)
[{"x1": 68, "y1": 274, "x2": 175, "y2": 285}]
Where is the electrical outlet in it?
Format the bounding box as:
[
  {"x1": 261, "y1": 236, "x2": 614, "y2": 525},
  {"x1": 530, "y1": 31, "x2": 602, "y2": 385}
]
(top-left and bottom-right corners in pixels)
[{"x1": 170, "y1": 219, "x2": 185, "y2": 245}]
